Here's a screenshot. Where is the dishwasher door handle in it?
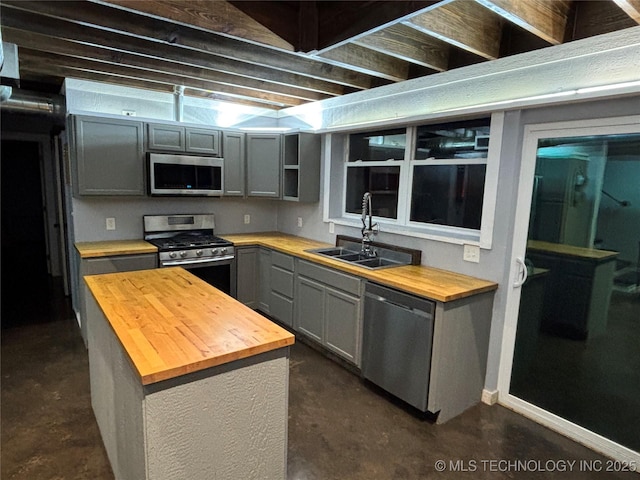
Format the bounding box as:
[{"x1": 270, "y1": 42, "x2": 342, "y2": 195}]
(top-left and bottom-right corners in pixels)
[{"x1": 365, "y1": 293, "x2": 432, "y2": 318}]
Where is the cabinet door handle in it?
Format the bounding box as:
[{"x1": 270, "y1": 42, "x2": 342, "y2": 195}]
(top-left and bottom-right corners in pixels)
[{"x1": 513, "y1": 257, "x2": 528, "y2": 288}]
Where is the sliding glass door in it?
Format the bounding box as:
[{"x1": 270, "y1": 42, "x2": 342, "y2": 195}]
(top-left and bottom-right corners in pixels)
[{"x1": 502, "y1": 117, "x2": 640, "y2": 462}]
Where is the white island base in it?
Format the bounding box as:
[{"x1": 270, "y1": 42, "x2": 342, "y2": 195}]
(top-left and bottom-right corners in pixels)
[{"x1": 86, "y1": 293, "x2": 290, "y2": 480}]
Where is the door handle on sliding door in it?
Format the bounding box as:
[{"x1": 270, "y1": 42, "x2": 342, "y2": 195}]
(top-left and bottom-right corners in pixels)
[{"x1": 513, "y1": 257, "x2": 528, "y2": 288}]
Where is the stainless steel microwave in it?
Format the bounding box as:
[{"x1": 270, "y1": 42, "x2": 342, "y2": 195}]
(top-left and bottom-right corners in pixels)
[{"x1": 149, "y1": 153, "x2": 224, "y2": 196}]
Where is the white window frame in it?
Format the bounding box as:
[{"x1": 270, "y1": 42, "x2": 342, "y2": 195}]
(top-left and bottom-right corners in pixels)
[
  {"x1": 331, "y1": 112, "x2": 504, "y2": 249},
  {"x1": 406, "y1": 156, "x2": 489, "y2": 234}
]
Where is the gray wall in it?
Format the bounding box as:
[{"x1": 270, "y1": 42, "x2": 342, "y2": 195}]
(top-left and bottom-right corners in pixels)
[
  {"x1": 72, "y1": 197, "x2": 279, "y2": 242},
  {"x1": 278, "y1": 95, "x2": 640, "y2": 394}
]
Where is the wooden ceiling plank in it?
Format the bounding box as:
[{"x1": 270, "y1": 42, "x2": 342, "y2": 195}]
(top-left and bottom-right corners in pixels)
[
  {"x1": 18, "y1": 48, "x2": 303, "y2": 107},
  {"x1": 316, "y1": 1, "x2": 438, "y2": 51},
  {"x1": 403, "y1": 0, "x2": 503, "y2": 60},
  {"x1": 572, "y1": 0, "x2": 637, "y2": 39},
  {"x1": 3, "y1": 26, "x2": 330, "y2": 102},
  {"x1": 352, "y1": 24, "x2": 449, "y2": 72},
  {"x1": 21, "y1": 59, "x2": 280, "y2": 109},
  {"x1": 0, "y1": 4, "x2": 347, "y2": 96},
  {"x1": 317, "y1": 43, "x2": 410, "y2": 82},
  {"x1": 612, "y1": 0, "x2": 640, "y2": 23},
  {"x1": 474, "y1": 0, "x2": 571, "y2": 45},
  {"x1": 97, "y1": 0, "x2": 295, "y2": 51},
  {"x1": 4, "y1": 0, "x2": 373, "y2": 90}
]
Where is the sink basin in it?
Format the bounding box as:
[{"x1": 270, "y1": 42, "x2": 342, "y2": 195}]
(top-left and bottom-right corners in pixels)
[
  {"x1": 312, "y1": 247, "x2": 358, "y2": 257},
  {"x1": 353, "y1": 257, "x2": 403, "y2": 268},
  {"x1": 307, "y1": 246, "x2": 409, "y2": 270}
]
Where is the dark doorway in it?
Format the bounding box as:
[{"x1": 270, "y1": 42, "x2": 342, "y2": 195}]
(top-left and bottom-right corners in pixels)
[{"x1": 1, "y1": 139, "x2": 62, "y2": 328}]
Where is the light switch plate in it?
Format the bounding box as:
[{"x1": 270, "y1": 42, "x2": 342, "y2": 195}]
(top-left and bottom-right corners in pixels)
[
  {"x1": 106, "y1": 217, "x2": 116, "y2": 230},
  {"x1": 463, "y1": 244, "x2": 480, "y2": 263},
  {"x1": 297, "y1": 217, "x2": 303, "y2": 228},
  {"x1": 329, "y1": 222, "x2": 335, "y2": 234}
]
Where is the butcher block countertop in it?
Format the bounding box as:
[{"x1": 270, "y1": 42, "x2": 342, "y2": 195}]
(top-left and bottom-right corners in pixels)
[
  {"x1": 222, "y1": 232, "x2": 497, "y2": 303},
  {"x1": 84, "y1": 267, "x2": 294, "y2": 385},
  {"x1": 527, "y1": 240, "x2": 618, "y2": 262},
  {"x1": 75, "y1": 240, "x2": 157, "y2": 258}
]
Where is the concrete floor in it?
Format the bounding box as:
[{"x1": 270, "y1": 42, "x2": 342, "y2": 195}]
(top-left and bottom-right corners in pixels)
[{"x1": 2, "y1": 283, "x2": 637, "y2": 480}]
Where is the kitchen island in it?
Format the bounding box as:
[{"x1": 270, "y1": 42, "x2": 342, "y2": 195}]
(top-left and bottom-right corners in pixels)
[{"x1": 83, "y1": 267, "x2": 294, "y2": 480}]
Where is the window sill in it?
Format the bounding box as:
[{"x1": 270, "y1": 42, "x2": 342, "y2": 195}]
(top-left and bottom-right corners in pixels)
[{"x1": 327, "y1": 217, "x2": 483, "y2": 247}]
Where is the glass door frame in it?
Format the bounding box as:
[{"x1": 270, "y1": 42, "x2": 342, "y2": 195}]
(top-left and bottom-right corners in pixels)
[{"x1": 497, "y1": 115, "x2": 640, "y2": 465}]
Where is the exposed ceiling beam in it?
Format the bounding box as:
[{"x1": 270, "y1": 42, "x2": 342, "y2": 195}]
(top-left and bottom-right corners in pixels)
[
  {"x1": 317, "y1": 43, "x2": 410, "y2": 82},
  {"x1": 403, "y1": 0, "x2": 503, "y2": 60},
  {"x1": 97, "y1": 0, "x2": 295, "y2": 51},
  {"x1": 20, "y1": 60, "x2": 277, "y2": 110},
  {"x1": 353, "y1": 24, "x2": 450, "y2": 72},
  {"x1": 572, "y1": 0, "x2": 638, "y2": 39},
  {"x1": 3, "y1": 1, "x2": 373, "y2": 90},
  {"x1": 0, "y1": 4, "x2": 350, "y2": 97},
  {"x1": 474, "y1": 0, "x2": 571, "y2": 45},
  {"x1": 612, "y1": 0, "x2": 640, "y2": 22},
  {"x1": 315, "y1": 1, "x2": 438, "y2": 50},
  {"x1": 3, "y1": 26, "x2": 329, "y2": 104},
  {"x1": 19, "y1": 49, "x2": 293, "y2": 108}
]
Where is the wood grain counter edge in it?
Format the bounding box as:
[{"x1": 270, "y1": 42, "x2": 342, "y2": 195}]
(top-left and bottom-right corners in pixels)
[
  {"x1": 222, "y1": 233, "x2": 498, "y2": 303},
  {"x1": 84, "y1": 268, "x2": 294, "y2": 385},
  {"x1": 76, "y1": 240, "x2": 157, "y2": 258}
]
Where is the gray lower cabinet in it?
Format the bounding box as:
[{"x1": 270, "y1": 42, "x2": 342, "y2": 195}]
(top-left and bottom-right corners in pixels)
[
  {"x1": 296, "y1": 277, "x2": 324, "y2": 342},
  {"x1": 236, "y1": 247, "x2": 258, "y2": 308},
  {"x1": 72, "y1": 115, "x2": 145, "y2": 196},
  {"x1": 79, "y1": 253, "x2": 157, "y2": 346},
  {"x1": 247, "y1": 133, "x2": 281, "y2": 198},
  {"x1": 223, "y1": 131, "x2": 246, "y2": 196},
  {"x1": 269, "y1": 251, "x2": 295, "y2": 326},
  {"x1": 295, "y1": 260, "x2": 363, "y2": 365},
  {"x1": 258, "y1": 248, "x2": 271, "y2": 314}
]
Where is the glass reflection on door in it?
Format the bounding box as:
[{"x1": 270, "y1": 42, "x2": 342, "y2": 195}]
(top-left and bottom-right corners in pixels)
[{"x1": 510, "y1": 133, "x2": 640, "y2": 452}]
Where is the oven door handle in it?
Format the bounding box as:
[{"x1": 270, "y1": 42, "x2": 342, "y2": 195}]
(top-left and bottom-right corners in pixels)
[{"x1": 162, "y1": 256, "x2": 235, "y2": 267}]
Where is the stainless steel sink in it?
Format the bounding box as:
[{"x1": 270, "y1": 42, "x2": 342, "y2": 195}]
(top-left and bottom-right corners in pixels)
[
  {"x1": 307, "y1": 245, "x2": 410, "y2": 270},
  {"x1": 312, "y1": 247, "x2": 357, "y2": 257}
]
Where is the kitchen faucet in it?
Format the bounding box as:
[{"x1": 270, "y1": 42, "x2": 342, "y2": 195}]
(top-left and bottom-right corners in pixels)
[{"x1": 361, "y1": 192, "x2": 379, "y2": 257}]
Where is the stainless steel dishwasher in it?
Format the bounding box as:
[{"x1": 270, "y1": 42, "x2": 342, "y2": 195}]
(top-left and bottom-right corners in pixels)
[{"x1": 362, "y1": 282, "x2": 435, "y2": 412}]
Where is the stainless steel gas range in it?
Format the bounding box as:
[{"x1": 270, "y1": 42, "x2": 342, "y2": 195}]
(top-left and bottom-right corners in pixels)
[{"x1": 143, "y1": 214, "x2": 236, "y2": 297}]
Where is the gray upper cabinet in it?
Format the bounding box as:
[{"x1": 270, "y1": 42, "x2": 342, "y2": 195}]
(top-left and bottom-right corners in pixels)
[
  {"x1": 147, "y1": 123, "x2": 221, "y2": 155},
  {"x1": 72, "y1": 115, "x2": 145, "y2": 196},
  {"x1": 247, "y1": 133, "x2": 281, "y2": 198},
  {"x1": 185, "y1": 127, "x2": 221, "y2": 155},
  {"x1": 147, "y1": 123, "x2": 185, "y2": 152},
  {"x1": 282, "y1": 132, "x2": 321, "y2": 202},
  {"x1": 223, "y1": 131, "x2": 246, "y2": 196}
]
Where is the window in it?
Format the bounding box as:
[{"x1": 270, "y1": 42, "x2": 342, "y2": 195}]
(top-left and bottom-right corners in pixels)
[
  {"x1": 343, "y1": 118, "x2": 492, "y2": 238},
  {"x1": 345, "y1": 128, "x2": 405, "y2": 219}
]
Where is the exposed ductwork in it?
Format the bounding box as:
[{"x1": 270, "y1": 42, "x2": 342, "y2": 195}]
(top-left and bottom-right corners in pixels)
[{"x1": 0, "y1": 88, "x2": 65, "y2": 118}]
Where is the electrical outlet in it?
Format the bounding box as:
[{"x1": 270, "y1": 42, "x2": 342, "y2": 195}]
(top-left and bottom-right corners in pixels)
[
  {"x1": 329, "y1": 222, "x2": 335, "y2": 234},
  {"x1": 297, "y1": 217, "x2": 303, "y2": 228},
  {"x1": 106, "y1": 217, "x2": 116, "y2": 231},
  {"x1": 463, "y1": 244, "x2": 480, "y2": 263},
  {"x1": 244, "y1": 214, "x2": 251, "y2": 225}
]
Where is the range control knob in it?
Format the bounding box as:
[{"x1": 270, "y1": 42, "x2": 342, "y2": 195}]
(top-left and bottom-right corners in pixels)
[
  {"x1": 195, "y1": 249, "x2": 203, "y2": 257},
  {"x1": 220, "y1": 247, "x2": 228, "y2": 255},
  {"x1": 212, "y1": 248, "x2": 220, "y2": 256},
  {"x1": 179, "y1": 251, "x2": 188, "y2": 258},
  {"x1": 169, "y1": 251, "x2": 177, "y2": 259}
]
